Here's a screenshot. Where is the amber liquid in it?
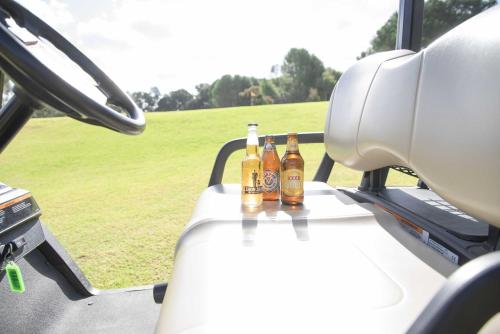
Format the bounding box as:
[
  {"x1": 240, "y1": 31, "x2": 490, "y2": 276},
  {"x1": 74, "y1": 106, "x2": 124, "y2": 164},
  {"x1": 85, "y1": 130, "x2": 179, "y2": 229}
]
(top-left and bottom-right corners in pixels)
[
  {"x1": 242, "y1": 144, "x2": 263, "y2": 207},
  {"x1": 262, "y1": 137, "x2": 280, "y2": 201},
  {"x1": 281, "y1": 136, "x2": 304, "y2": 205}
]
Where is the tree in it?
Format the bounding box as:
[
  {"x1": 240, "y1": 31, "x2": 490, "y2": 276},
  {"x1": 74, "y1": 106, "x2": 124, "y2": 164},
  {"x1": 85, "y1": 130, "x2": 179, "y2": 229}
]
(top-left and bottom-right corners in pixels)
[
  {"x1": 259, "y1": 79, "x2": 279, "y2": 103},
  {"x1": 211, "y1": 75, "x2": 256, "y2": 107},
  {"x1": 156, "y1": 94, "x2": 177, "y2": 111},
  {"x1": 169, "y1": 89, "x2": 193, "y2": 110},
  {"x1": 358, "y1": 12, "x2": 398, "y2": 59},
  {"x1": 318, "y1": 67, "x2": 342, "y2": 100},
  {"x1": 281, "y1": 48, "x2": 325, "y2": 102},
  {"x1": 239, "y1": 85, "x2": 269, "y2": 106},
  {"x1": 212, "y1": 75, "x2": 237, "y2": 107},
  {"x1": 187, "y1": 83, "x2": 212, "y2": 110},
  {"x1": 359, "y1": 0, "x2": 496, "y2": 58},
  {"x1": 421, "y1": 0, "x2": 496, "y2": 46},
  {"x1": 307, "y1": 88, "x2": 321, "y2": 102},
  {"x1": 150, "y1": 86, "x2": 161, "y2": 103},
  {"x1": 131, "y1": 90, "x2": 157, "y2": 111}
]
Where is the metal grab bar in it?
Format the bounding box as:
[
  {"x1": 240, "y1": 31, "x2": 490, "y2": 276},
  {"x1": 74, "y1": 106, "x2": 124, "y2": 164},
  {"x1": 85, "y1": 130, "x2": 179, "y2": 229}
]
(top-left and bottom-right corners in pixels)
[{"x1": 208, "y1": 132, "x2": 334, "y2": 187}]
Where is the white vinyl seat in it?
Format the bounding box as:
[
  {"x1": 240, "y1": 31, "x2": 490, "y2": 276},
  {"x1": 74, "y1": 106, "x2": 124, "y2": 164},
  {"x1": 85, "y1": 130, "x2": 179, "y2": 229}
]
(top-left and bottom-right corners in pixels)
[
  {"x1": 325, "y1": 6, "x2": 500, "y2": 226},
  {"x1": 156, "y1": 182, "x2": 456, "y2": 334}
]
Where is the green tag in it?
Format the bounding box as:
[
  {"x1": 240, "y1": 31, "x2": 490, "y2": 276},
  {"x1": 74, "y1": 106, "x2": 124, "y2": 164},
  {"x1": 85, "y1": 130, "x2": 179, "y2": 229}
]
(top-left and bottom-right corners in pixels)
[{"x1": 6, "y1": 261, "x2": 25, "y2": 293}]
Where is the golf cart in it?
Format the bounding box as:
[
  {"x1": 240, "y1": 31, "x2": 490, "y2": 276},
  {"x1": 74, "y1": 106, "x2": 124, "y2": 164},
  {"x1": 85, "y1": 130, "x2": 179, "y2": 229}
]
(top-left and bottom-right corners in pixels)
[{"x1": 0, "y1": 0, "x2": 499, "y2": 333}]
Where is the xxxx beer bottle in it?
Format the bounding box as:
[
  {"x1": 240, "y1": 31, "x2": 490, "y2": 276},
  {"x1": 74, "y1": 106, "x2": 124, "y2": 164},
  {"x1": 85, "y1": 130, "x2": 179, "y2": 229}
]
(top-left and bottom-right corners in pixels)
[
  {"x1": 241, "y1": 123, "x2": 263, "y2": 207},
  {"x1": 262, "y1": 135, "x2": 280, "y2": 201},
  {"x1": 281, "y1": 133, "x2": 304, "y2": 205}
]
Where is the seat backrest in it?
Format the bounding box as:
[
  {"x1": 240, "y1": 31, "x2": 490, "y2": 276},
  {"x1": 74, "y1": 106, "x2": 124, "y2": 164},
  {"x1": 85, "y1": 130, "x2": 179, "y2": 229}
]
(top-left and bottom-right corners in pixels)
[{"x1": 325, "y1": 5, "x2": 500, "y2": 226}]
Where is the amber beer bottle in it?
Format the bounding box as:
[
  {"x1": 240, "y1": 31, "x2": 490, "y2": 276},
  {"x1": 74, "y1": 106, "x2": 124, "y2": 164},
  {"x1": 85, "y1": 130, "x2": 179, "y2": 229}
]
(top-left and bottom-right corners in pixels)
[
  {"x1": 281, "y1": 133, "x2": 304, "y2": 205},
  {"x1": 241, "y1": 124, "x2": 263, "y2": 207},
  {"x1": 262, "y1": 135, "x2": 280, "y2": 201}
]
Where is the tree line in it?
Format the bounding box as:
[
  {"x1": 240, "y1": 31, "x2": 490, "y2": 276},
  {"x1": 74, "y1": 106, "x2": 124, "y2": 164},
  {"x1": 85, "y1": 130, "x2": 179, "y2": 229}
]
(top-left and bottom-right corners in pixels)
[
  {"x1": 132, "y1": 0, "x2": 495, "y2": 113},
  {"x1": 131, "y1": 48, "x2": 342, "y2": 112}
]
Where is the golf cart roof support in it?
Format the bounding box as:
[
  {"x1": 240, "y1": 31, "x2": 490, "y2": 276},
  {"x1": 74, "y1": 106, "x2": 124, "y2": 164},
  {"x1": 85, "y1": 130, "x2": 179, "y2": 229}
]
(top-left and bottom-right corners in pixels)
[
  {"x1": 0, "y1": 92, "x2": 35, "y2": 154},
  {"x1": 0, "y1": 70, "x2": 4, "y2": 106},
  {"x1": 360, "y1": 0, "x2": 424, "y2": 192},
  {"x1": 208, "y1": 132, "x2": 334, "y2": 187},
  {"x1": 396, "y1": 0, "x2": 424, "y2": 51}
]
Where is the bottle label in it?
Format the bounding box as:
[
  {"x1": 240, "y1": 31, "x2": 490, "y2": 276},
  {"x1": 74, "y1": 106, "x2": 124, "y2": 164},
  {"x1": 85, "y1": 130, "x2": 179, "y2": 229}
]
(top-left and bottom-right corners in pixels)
[
  {"x1": 263, "y1": 169, "x2": 279, "y2": 192},
  {"x1": 244, "y1": 185, "x2": 263, "y2": 194},
  {"x1": 282, "y1": 169, "x2": 304, "y2": 196},
  {"x1": 243, "y1": 168, "x2": 263, "y2": 194}
]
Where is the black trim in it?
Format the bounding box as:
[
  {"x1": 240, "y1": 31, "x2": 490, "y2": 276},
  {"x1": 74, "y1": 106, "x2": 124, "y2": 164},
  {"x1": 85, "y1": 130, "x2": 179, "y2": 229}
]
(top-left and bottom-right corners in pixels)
[
  {"x1": 0, "y1": 92, "x2": 35, "y2": 153},
  {"x1": 38, "y1": 224, "x2": 96, "y2": 297},
  {"x1": 397, "y1": 0, "x2": 424, "y2": 51},
  {"x1": 153, "y1": 282, "x2": 168, "y2": 304},
  {"x1": 342, "y1": 189, "x2": 488, "y2": 265},
  {"x1": 407, "y1": 251, "x2": 500, "y2": 334},
  {"x1": 313, "y1": 153, "x2": 335, "y2": 183},
  {"x1": 417, "y1": 179, "x2": 429, "y2": 189},
  {"x1": 358, "y1": 168, "x2": 389, "y2": 192},
  {"x1": 0, "y1": 70, "x2": 4, "y2": 106}
]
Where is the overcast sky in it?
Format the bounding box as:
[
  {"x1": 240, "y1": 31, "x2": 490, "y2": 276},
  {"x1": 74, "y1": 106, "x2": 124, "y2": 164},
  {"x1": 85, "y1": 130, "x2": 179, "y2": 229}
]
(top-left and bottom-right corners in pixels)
[{"x1": 18, "y1": 0, "x2": 399, "y2": 94}]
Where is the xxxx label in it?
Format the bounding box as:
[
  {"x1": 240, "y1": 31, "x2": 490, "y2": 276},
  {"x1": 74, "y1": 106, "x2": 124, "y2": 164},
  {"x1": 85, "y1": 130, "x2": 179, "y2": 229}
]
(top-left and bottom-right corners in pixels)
[{"x1": 281, "y1": 168, "x2": 304, "y2": 196}]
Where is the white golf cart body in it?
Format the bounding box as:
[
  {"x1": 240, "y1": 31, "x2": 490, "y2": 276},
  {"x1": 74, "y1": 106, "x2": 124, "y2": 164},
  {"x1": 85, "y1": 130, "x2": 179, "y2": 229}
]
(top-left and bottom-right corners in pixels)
[
  {"x1": 156, "y1": 6, "x2": 500, "y2": 333},
  {"x1": 0, "y1": 1, "x2": 499, "y2": 334},
  {"x1": 157, "y1": 183, "x2": 454, "y2": 333}
]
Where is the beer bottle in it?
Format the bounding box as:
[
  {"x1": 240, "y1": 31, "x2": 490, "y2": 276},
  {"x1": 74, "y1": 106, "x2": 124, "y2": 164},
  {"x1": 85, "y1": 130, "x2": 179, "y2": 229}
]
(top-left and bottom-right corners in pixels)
[
  {"x1": 281, "y1": 133, "x2": 304, "y2": 205},
  {"x1": 262, "y1": 135, "x2": 280, "y2": 201},
  {"x1": 241, "y1": 123, "x2": 263, "y2": 207}
]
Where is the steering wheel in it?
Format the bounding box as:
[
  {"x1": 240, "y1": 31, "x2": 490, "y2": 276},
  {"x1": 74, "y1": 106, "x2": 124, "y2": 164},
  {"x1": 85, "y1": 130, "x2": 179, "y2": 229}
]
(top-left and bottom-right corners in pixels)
[{"x1": 0, "y1": 0, "x2": 145, "y2": 135}]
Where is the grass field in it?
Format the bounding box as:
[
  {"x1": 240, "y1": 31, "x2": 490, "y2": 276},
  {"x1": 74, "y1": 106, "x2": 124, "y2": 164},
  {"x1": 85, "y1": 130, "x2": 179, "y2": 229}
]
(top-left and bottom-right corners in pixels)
[{"x1": 0, "y1": 102, "x2": 415, "y2": 288}]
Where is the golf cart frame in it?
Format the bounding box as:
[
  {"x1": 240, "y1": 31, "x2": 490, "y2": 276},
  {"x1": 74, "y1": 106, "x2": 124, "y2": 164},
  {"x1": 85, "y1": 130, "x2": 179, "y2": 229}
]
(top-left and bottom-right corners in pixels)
[{"x1": 1, "y1": 0, "x2": 500, "y2": 333}]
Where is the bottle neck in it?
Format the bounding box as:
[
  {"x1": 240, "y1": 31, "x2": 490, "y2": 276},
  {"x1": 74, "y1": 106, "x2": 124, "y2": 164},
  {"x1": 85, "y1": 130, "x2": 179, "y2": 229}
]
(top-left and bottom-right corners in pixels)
[
  {"x1": 246, "y1": 126, "x2": 259, "y2": 155},
  {"x1": 286, "y1": 139, "x2": 299, "y2": 153},
  {"x1": 264, "y1": 140, "x2": 275, "y2": 151},
  {"x1": 246, "y1": 144, "x2": 259, "y2": 155}
]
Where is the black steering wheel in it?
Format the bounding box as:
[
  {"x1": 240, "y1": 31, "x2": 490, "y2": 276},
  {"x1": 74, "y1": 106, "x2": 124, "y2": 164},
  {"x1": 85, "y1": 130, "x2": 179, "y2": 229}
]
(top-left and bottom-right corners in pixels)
[{"x1": 0, "y1": 0, "x2": 145, "y2": 136}]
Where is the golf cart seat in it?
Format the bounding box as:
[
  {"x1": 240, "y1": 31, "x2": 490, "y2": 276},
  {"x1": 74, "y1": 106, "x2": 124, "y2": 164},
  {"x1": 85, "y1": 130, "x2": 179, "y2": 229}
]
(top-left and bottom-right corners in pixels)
[
  {"x1": 157, "y1": 6, "x2": 500, "y2": 334},
  {"x1": 325, "y1": 6, "x2": 500, "y2": 226},
  {"x1": 156, "y1": 182, "x2": 457, "y2": 333}
]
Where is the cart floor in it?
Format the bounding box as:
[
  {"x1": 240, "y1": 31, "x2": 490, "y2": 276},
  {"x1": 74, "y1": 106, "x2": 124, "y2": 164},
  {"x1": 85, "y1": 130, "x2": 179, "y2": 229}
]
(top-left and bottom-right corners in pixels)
[{"x1": 0, "y1": 249, "x2": 161, "y2": 334}]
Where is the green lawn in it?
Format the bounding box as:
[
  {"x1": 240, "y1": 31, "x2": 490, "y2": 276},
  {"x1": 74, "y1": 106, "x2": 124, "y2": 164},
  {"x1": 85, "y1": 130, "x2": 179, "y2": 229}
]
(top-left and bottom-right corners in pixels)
[{"x1": 0, "y1": 102, "x2": 415, "y2": 289}]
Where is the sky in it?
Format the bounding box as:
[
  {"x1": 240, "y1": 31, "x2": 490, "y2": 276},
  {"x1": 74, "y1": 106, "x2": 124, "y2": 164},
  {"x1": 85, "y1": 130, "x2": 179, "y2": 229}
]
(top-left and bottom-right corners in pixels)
[{"x1": 17, "y1": 0, "x2": 399, "y2": 94}]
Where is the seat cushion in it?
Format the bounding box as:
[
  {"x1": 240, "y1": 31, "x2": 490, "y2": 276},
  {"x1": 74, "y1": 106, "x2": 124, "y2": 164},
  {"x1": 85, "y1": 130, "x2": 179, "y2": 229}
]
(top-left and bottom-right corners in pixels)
[
  {"x1": 324, "y1": 6, "x2": 500, "y2": 226},
  {"x1": 156, "y1": 182, "x2": 456, "y2": 334}
]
